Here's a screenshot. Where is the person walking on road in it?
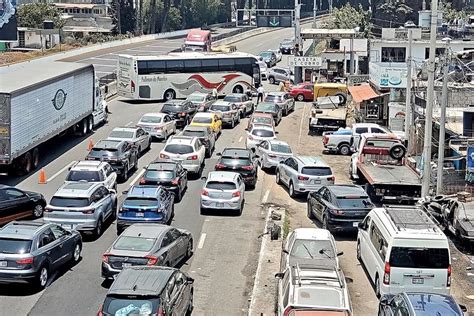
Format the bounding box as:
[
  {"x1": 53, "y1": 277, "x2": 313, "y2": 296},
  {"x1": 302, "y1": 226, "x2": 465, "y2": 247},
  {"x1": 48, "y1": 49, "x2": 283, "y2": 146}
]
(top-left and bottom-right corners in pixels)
[
  {"x1": 257, "y1": 85, "x2": 264, "y2": 104},
  {"x1": 278, "y1": 81, "x2": 285, "y2": 92},
  {"x1": 212, "y1": 88, "x2": 218, "y2": 99}
]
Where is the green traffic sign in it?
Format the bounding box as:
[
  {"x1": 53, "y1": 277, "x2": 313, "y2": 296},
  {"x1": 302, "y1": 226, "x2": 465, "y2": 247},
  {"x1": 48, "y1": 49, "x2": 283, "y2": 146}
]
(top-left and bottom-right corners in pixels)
[{"x1": 269, "y1": 16, "x2": 280, "y2": 27}]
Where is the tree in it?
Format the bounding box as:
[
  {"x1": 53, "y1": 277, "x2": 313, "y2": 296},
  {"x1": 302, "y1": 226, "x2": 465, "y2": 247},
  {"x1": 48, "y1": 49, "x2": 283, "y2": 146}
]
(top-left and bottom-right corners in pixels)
[
  {"x1": 440, "y1": 2, "x2": 468, "y2": 22},
  {"x1": 167, "y1": 6, "x2": 182, "y2": 31},
  {"x1": 16, "y1": 3, "x2": 65, "y2": 29},
  {"x1": 325, "y1": 3, "x2": 371, "y2": 37},
  {"x1": 111, "y1": 0, "x2": 136, "y2": 34}
]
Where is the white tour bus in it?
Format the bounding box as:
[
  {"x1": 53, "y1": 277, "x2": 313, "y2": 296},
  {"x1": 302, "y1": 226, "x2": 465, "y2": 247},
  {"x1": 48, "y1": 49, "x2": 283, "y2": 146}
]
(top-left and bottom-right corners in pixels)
[{"x1": 117, "y1": 52, "x2": 261, "y2": 101}]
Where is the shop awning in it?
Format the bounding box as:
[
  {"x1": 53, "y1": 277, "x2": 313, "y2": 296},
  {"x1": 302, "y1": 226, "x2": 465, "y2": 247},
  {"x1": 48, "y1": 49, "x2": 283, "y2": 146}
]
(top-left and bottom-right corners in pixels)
[{"x1": 348, "y1": 84, "x2": 379, "y2": 103}]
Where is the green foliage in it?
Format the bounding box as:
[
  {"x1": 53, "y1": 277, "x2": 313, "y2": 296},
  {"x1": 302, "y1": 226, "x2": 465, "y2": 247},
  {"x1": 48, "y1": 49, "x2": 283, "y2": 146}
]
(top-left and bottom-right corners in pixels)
[
  {"x1": 325, "y1": 3, "x2": 371, "y2": 37},
  {"x1": 441, "y1": 2, "x2": 468, "y2": 21},
  {"x1": 111, "y1": 0, "x2": 137, "y2": 34},
  {"x1": 167, "y1": 6, "x2": 182, "y2": 31},
  {"x1": 17, "y1": 3, "x2": 65, "y2": 29}
]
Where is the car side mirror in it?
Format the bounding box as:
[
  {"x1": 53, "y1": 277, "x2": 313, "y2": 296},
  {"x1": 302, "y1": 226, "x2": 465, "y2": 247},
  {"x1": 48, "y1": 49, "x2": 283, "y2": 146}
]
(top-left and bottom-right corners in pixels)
[
  {"x1": 275, "y1": 131, "x2": 279, "y2": 134},
  {"x1": 282, "y1": 249, "x2": 289, "y2": 254},
  {"x1": 122, "y1": 190, "x2": 129, "y2": 195},
  {"x1": 275, "y1": 272, "x2": 284, "y2": 279},
  {"x1": 379, "y1": 295, "x2": 390, "y2": 306},
  {"x1": 186, "y1": 277, "x2": 195, "y2": 285},
  {"x1": 200, "y1": 176, "x2": 207, "y2": 181},
  {"x1": 109, "y1": 189, "x2": 116, "y2": 195},
  {"x1": 216, "y1": 152, "x2": 222, "y2": 156},
  {"x1": 358, "y1": 222, "x2": 366, "y2": 230},
  {"x1": 337, "y1": 251, "x2": 344, "y2": 256},
  {"x1": 459, "y1": 304, "x2": 467, "y2": 312}
]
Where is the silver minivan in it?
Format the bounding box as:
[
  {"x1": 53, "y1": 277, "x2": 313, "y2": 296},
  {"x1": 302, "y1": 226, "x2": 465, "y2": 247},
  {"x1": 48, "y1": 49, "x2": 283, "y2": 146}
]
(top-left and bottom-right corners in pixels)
[
  {"x1": 45, "y1": 182, "x2": 117, "y2": 237},
  {"x1": 276, "y1": 156, "x2": 334, "y2": 197}
]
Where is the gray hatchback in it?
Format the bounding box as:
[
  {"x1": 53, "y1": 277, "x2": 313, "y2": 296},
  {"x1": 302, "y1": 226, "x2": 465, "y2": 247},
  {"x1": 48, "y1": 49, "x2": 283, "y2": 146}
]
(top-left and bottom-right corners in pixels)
[{"x1": 0, "y1": 221, "x2": 82, "y2": 288}]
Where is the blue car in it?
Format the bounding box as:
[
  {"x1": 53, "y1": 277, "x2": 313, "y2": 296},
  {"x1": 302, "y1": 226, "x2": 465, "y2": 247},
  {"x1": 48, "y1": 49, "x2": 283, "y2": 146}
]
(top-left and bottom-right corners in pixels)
[
  {"x1": 116, "y1": 186, "x2": 175, "y2": 234},
  {"x1": 378, "y1": 292, "x2": 466, "y2": 316}
]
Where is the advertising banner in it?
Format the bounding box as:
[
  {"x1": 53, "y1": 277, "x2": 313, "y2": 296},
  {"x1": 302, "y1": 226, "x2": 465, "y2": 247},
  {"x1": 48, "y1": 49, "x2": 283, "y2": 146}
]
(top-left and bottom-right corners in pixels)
[
  {"x1": 0, "y1": 0, "x2": 18, "y2": 41},
  {"x1": 369, "y1": 62, "x2": 407, "y2": 89}
]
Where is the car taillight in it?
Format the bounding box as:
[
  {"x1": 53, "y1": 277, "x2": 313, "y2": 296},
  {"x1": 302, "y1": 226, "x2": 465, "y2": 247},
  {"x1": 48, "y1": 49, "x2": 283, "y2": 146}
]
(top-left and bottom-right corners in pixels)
[
  {"x1": 157, "y1": 306, "x2": 164, "y2": 316},
  {"x1": 97, "y1": 305, "x2": 104, "y2": 316},
  {"x1": 187, "y1": 155, "x2": 198, "y2": 160},
  {"x1": 383, "y1": 262, "x2": 391, "y2": 285},
  {"x1": 201, "y1": 189, "x2": 209, "y2": 196},
  {"x1": 241, "y1": 165, "x2": 253, "y2": 170},
  {"x1": 82, "y1": 208, "x2": 95, "y2": 214},
  {"x1": 180, "y1": 112, "x2": 187, "y2": 116},
  {"x1": 283, "y1": 306, "x2": 294, "y2": 316},
  {"x1": 215, "y1": 163, "x2": 225, "y2": 169},
  {"x1": 447, "y1": 264, "x2": 451, "y2": 286},
  {"x1": 102, "y1": 253, "x2": 110, "y2": 263},
  {"x1": 139, "y1": 178, "x2": 146, "y2": 184},
  {"x1": 328, "y1": 176, "x2": 335, "y2": 182},
  {"x1": 171, "y1": 178, "x2": 180, "y2": 185},
  {"x1": 232, "y1": 191, "x2": 241, "y2": 197},
  {"x1": 297, "y1": 175, "x2": 309, "y2": 180},
  {"x1": 16, "y1": 257, "x2": 33, "y2": 265},
  {"x1": 160, "y1": 153, "x2": 169, "y2": 159},
  {"x1": 145, "y1": 255, "x2": 158, "y2": 265},
  {"x1": 154, "y1": 126, "x2": 162, "y2": 130},
  {"x1": 323, "y1": 135, "x2": 329, "y2": 145},
  {"x1": 131, "y1": 80, "x2": 135, "y2": 93},
  {"x1": 268, "y1": 154, "x2": 277, "y2": 158}
]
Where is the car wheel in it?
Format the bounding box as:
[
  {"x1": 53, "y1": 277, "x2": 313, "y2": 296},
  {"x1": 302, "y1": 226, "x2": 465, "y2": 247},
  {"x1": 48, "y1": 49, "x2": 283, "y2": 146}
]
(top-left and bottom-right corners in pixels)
[
  {"x1": 322, "y1": 215, "x2": 328, "y2": 230},
  {"x1": 186, "y1": 239, "x2": 193, "y2": 259},
  {"x1": 121, "y1": 163, "x2": 129, "y2": 181},
  {"x1": 356, "y1": 241, "x2": 361, "y2": 261},
  {"x1": 175, "y1": 189, "x2": 182, "y2": 202},
  {"x1": 375, "y1": 275, "x2": 381, "y2": 298},
  {"x1": 289, "y1": 181, "x2": 297, "y2": 198},
  {"x1": 338, "y1": 144, "x2": 351, "y2": 156},
  {"x1": 268, "y1": 77, "x2": 275, "y2": 84},
  {"x1": 95, "y1": 217, "x2": 103, "y2": 238},
  {"x1": 87, "y1": 116, "x2": 93, "y2": 133},
  {"x1": 276, "y1": 170, "x2": 282, "y2": 184},
  {"x1": 138, "y1": 146, "x2": 142, "y2": 157},
  {"x1": 231, "y1": 118, "x2": 235, "y2": 128},
  {"x1": 32, "y1": 148, "x2": 40, "y2": 170},
  {"x1": 72, "y1": 243, "x2": 82, "y2": 263},
  {"x1": 163, "y1": 131, "x2": 168, "y2": 142},
  {"x1": 33, "y1": 204, "x2": 44, "y2": 218},
  {"x1": 307, "y1": 201, "x2": 314, "y2": 219},
  {"x1": 186, "y1": 290, "x2": 194, "y2": 315},
  {"x1": 297, "y1": 94, "x2": 305, "y2": 102},
  {"x1": 36, "y1": 265, "x2": 49, "y2": 289}
]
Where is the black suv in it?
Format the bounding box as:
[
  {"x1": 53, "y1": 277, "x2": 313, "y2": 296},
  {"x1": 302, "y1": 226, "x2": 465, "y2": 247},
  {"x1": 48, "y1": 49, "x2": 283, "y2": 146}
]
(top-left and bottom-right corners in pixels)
[
  {"x1": 215, "y1": 148, "x2": 258, "y2": 188},
  {"x1": 181, "y1": 125, "x2": 216, "y2": 158},
  {"x1": 98, "y1": 266, "x2": 194, "y2": 316},
  {"x1": 85, "y1": 140, "x2": 138, "y2": 181},
  {"x1": 0, "y1": 186, "x2": 46, "y2": 226},
  {"x1": 140, "y1": 160, "x2": 188, "y2": 202},
  {"x1": 161, "y1": 100, "x2": 197, "y2": 128}
]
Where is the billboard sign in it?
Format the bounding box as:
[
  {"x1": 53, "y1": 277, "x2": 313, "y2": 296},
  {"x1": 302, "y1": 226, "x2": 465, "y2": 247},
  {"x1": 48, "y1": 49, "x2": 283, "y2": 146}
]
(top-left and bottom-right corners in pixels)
[
  {"x1": 256, "y1": 15, "x2": 292, "y2": 28},
  {"x1": 0, "y1": 0, "x2": 17, "y2": 41},
  {"x1": 288, "y1": 56, "x2": 322, "y2": 68},
  {"x1": 369, "y1": 62, "x2": 408, "y2": 89}
]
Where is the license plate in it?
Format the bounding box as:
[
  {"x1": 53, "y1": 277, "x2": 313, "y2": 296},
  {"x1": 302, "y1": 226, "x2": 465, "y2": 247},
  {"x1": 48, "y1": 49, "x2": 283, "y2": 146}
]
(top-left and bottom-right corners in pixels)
[
  {"x1": 122, "y1": 263, "x2": 131, "y2": 268},
  {"x1": 412, "y1": 278, "x2": 424, "y2": 284},
  {"x1": 0, "y1": 261, "x2": 6, "y2": 267},
  {"x1": 216, "y1": 202, "x2": 224, "y2": 207},
  {"x1": 353, "y1": 222, "x2": 359, "y2": 227},
  {"x1": 61, "y1": 224, "x2": 73, "y2": 229},
  {"x1": 313, "y1": 180, "x2": 321, "y2": 184},
  {"x1": 135, "y1": 212, "x2": 144, "y2": 217}
]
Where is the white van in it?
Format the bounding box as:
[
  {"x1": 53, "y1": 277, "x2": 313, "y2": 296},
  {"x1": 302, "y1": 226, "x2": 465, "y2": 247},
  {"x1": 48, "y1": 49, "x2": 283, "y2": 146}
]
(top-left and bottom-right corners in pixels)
[{"x1": 356, "y1": 206, "x2": 451, "y2": 297}]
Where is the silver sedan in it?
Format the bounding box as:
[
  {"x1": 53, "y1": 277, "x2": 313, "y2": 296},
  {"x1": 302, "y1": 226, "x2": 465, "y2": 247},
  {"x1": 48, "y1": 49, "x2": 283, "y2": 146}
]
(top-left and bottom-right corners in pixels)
[
  {"x1": 107, "y1": 126, "x2": 152, "y2": 155},
  {"x1": 200, "y1": 171, "x2": 245, "y2": 215},
  {"x1": 255, "y1": 139, "x2": 293, "y2": 170},
  {"x1": 137, "y1": 113, "x2": 176, "y2": 141}
]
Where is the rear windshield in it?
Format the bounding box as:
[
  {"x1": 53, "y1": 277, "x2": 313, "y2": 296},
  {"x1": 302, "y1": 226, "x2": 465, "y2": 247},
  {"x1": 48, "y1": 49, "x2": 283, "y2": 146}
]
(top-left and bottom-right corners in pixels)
[
  {"x1": 66, "y1": 171, "x2": 102, "y2": 182},
  {"x1": 187, "y1": 95, "x2": 205, "y2": 102},
  {"x1": 144, "y1": 170, "x2": 175, "y2": 180},
  {"x1": 103, "y1": 296, "x2": 160, "y2": 316},
  {"x1": 90, "y1": 148, "x2": 118, "y2": 157},
  {"x1": 113, "y1": 236, "x2": 156, "y2": 252},
  {"x1": 183, "y1": 130, "x2": 206, "y2": 137},
  {"x1": 206, "y1": 181, "x2": 237, "y2": 190},
  {"x1": 140, "y1": 116, "x2": 162, "y2": 123},
  {"x1": 162, "y1": 104, "x2": 183, "y2": 113},
  {"x1": 0, "y1": 238, "x2": 32, "y2": 254},
  {"x1": 110, "y1": 130, "x2": 134, "y2": 139},
  {"x1": 211, "y1": 105, "x2": 231, "y2": 112},
  {"x1": 257, "y1": 104, "x2": 275, "y2": 111},
  {"x1": 252, "y1": 117, "x2": 272, "y2": 125},
  {"x1": 302, "y1": 167, "x2": 332, "y2": 176},
  {"x1": 123, "y1": 197, "x2": 159, "y2": 208},
  {"x1": 224, "y1": 96, "x2": 241, "y2": 102},
  {"x1": 389, "y1": 247, "x2": 450, "y2": 269},
  {"x1": 164, "y1": 144, "x2": 194, "y2": 154},
  {"x1": 193, "y1": 116, "x2": 213, "y2": 124},
  {"x1": 50, "y1": 197, "x2": 90, "y2": 207},
  {"x1": 220, "y1": 158, "x2": 251, "y2": 166},
  {"x1": 252, "y1": 129, "x2": 274, "y2": 138},
  {"x1": 271, "y1": 144, "x2": 291, "y2": 153},
  {"x1": 336, "y1": 198, "x2": 370, "y2": 208}
]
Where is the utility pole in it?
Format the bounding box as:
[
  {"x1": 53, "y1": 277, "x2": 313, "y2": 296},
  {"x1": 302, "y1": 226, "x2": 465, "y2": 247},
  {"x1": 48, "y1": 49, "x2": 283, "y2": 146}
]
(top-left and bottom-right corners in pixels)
[
  {"x1": 294, "y1": 0, "x2": 303, "y2": 84},
  {"x1": 421, "y1": 0, "x2": 439, "y2": 198},
  {"x1": 349, "y1": 35, "x2": 354, "y2": 75},
  {"x1": 405, "y1": 29, "x2": 413, "y2": 153},
  {"x1": 313, "y1": 0, "x2": 317, "y2": 27},
  {"x1": 436, "y1": 38, "x2": 451, "y2": 195}
]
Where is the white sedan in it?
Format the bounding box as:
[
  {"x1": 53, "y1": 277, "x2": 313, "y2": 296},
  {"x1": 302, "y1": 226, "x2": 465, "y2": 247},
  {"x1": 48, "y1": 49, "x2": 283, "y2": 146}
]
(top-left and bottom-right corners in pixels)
[
  {"x1": 137, "y1": 113, "x2": 176, "y2": 141},
  {"x1": 245, "y1": 124, "x2": 277, "y2": 150},
  {"x1": 270, "y1": 49, "x2": 282, "y2": 63},
  {"x1": 255, "y1": 139, "x2": 293, "y2": 169}
]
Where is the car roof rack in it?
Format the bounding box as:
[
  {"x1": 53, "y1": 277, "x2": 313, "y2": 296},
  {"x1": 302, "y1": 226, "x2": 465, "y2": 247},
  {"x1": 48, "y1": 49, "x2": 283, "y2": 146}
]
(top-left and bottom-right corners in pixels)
[
  {"x1": 292, "y1": 263, "x2": 344, "y2": 288},
  {"x1": 383, "y1": 205, "x2": 438, "y2": 232}
]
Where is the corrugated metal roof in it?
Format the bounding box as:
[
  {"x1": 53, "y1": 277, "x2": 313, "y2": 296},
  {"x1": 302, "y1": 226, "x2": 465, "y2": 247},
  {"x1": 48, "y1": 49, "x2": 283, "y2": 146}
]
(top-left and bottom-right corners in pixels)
[
  {"x1": 0, "y1": 61, "x2": 93, "y2": 95},
  {"x1": 347, "y1": 84, "x2": 379, "y2": 103}
]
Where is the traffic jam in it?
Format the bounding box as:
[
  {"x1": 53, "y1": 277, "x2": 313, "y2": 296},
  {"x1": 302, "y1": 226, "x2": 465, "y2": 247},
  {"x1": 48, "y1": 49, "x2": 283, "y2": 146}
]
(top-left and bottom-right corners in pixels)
[{"x1": 0, "y1": 27, "x2": 471, "y2": 316}]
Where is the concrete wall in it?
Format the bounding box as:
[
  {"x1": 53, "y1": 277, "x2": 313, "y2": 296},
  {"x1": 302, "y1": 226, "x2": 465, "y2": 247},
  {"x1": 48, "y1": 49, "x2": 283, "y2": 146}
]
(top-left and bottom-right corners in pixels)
[{"x1": 439, "y1": 86, "x2": 474, "y2": 108}]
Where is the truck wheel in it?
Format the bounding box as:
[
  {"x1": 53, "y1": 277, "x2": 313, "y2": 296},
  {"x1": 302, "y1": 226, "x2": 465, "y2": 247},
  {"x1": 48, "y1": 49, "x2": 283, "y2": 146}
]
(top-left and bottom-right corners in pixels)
[
  {"x1": 297, "y1": 94, "x2": 305, "y2": 102},
  {"x1": 79, "y1": 118, "x2": 88, "y2": 136},
  {"x1": 268, "y1": 77, "x2": 275, "y2": 84},
  {"x1": 338, "y1": 144, "x2": 351, "y2": 156},
  {"x1": 164, "y1": 89, "x2": 176, "y2": 101},
  {"x1": 32, "y1": 148, "x2": 40, "y2": 169},
  {"x1": 87, "y1": 116, "x2": 93, "y2": 133},
  {"x1": 22, "y1": 152, "x2": 33, "y2": 174},
  {"x1": 233, "y1": 85, "x2": 244, "y2": 94},
  {"x1": 334, "y1": 93, "x2": 347, "y2": 106}
]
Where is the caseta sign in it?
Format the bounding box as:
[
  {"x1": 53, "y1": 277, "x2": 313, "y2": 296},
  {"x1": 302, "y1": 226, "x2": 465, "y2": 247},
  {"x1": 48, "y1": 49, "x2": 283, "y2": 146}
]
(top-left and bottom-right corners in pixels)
[
  {"x1": 369, "y1": 62, "x2": 407, "y2": 89},
  {"x1": 288, "y1": 56, "x2": 322, "y2": 67}
]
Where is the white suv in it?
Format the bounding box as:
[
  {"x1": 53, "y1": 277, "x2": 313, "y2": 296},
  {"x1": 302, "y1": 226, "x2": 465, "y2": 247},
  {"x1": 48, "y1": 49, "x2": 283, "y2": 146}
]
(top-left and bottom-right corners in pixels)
[
  {"x1": 65, "y1": 161, "x2": 117, "y2": 191},
  {"x1": 159, "y1": 136, "x2": 206, "y2": 175}
]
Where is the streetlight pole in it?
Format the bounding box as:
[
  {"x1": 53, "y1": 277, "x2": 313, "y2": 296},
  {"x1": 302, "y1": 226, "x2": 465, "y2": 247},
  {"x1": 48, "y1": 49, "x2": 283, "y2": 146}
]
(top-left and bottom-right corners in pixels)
[
  {"x1": 405, "y1": 29, "x2": 413, "y2": 153},
  {"x1": 421, "y1": 0, "x2": 439, "y2": 197}
]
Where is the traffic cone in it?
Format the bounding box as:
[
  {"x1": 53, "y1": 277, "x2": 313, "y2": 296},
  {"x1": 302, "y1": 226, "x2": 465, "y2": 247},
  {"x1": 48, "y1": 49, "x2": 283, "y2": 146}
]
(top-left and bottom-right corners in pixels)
[
  {"x1": 87, "y1": 139, "x2": 94, "y2": 151},
  {"x1": 38, "y1": 168, "x2": 47, "y2": 184}
]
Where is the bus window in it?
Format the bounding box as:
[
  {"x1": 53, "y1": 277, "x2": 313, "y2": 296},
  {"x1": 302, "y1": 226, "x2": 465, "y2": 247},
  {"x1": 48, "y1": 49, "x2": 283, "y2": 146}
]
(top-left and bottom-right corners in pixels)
[
  {"x1": 184, "y1": 60, "x2": 202, "y2": 73},
  {"x1": 166, "y1": 60, "x2": 184, "y2": 73},
  {"x1": 138, "y1": 61, "x2": 149, "y2": 75},
  {"x1": 202, "y1": 59, "x2": 219, "y2": 72},
  {"x1": 218, "y1": 58, "x2": 235, "y2": 71},
  {"x1": 148, "y1": 60, "x2": 166, "y2": 74}
]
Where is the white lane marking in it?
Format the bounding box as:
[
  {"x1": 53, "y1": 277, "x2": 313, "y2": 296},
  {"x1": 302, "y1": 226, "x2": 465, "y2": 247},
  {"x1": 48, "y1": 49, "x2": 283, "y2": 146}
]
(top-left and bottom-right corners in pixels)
[
  {"x1": 46, "y1": 161, "x2": 76, "y2": 182},
  {"x1": 238, "y1": 136, "x2": 243, "y2": 143},
  {"x1": 197, "y1": 233, "x2": 207, "y2": 249},
  {"x1": 129, "y1": 168, "x2": 145, "y2": 187},
  {"x1": 125, "y1": 121, "x2": 134, "y2": 127},
  {"x1": 262, "y1": 189, "x2": 270, "y2": 204},
  {"x1": 298, "y1": 103, "x2": 308, "y2": 145}
]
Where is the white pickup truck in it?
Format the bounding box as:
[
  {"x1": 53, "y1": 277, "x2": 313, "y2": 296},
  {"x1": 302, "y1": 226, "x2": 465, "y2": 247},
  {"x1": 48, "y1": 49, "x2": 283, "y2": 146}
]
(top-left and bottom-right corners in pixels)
[{"x1": 322, "y1": 123, "x2": 400, "y2": 155}]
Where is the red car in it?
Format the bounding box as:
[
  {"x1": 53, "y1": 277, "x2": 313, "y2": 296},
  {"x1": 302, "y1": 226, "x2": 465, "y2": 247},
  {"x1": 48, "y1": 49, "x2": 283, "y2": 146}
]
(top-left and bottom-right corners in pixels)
[{"x1": 289, "y1": 82, "x2": 314, "y2": 102}]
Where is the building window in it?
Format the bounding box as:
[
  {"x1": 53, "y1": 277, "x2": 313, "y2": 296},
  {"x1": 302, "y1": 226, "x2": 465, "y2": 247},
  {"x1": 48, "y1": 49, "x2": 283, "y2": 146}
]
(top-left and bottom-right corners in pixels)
[
  {"x1": 381, "y1": 47, "x2": 406, "y2": 62},
  {"x1": 424, "y1": 48, "x2": 445, "y2": 59}
]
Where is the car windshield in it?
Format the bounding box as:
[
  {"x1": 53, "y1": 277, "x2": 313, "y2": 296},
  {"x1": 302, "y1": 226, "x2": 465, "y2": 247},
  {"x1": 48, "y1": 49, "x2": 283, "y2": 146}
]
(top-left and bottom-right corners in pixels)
[
  {"x1": 389, "y1": 247, "x2": 450, "y2": 269},
  {"x1": 123, "y1": 197, "x2": 159, "y2": 207},
  {"x1": 113, "y1": 236, "x2": 156, "y2": 252},
  {"x1": 50, "y1": 197, "x2": 90, "y2": 207},
  {"x1": 257, "y1": 104, "x2": 275, "y2": 111},
  {"x1": 110, "y1": 130, "x2": 134, "y2": 139},
  {"x1": 144, "y1": 170, "x2": 175, "y2": 180},
  {"x1": 164, "y1": 144, "x2": 194, "y2": 154},
  {"x1": 336, "y1": 197, "x2": 370, "y2": 208},
  {"x1": 66, "y1": 171, "x2": 102, "y2": 182},
  {"x1": 187, "y1": 95, "x2": 205, "y2": 102},
  {"x1": 140, "y1": 116, "x2": 162, "y2": 123},
  {"x1": 206, "y1": 181, "x2": 237, "y2": 190},
  {"x1": 193, "y1": 116, "x2": 213, "y2": 124},
  {"x1": 211, "y1": 105, "x2": 231, "y2": 112},
  {"x1": 183, "y1": 130, "x2": 206, "y2": 137},
  {"x1": 103, "y1": 296, "x2": 160, "y2": 316},
  {"x1": 301, "y1": 167, "x2": 332, "y2": 176},
  {"x1": 89, "y1": 148, "x2": 118, "y2": 157},
  {"x1": 271, "y1": 144, "x2": 291, "y2": 153},
  {"x1": 162, "y1": 104, "x2": 183, "y2": 113},
  {"x1": 0, "y1": 238, "x2": 32, "y2": 254},
  {"x1": 290, "y1": 239, "x2": 335, "y2": 259},
  {"x1": 253, "y1": 117, "x2": 272, "y2": 125},
  {"x1": 252, "y1": 129, "x2": 274, "y2": 138},
  {"x1": 223, "y1": 96, "x2": 241, "y2": 102}
]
